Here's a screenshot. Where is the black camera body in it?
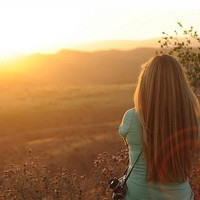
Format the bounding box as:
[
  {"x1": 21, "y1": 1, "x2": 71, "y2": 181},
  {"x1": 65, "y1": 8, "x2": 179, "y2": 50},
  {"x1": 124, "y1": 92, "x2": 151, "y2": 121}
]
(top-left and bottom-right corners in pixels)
[{"x1": 108, "y1": 175, "x2": 127, "y2": 200}]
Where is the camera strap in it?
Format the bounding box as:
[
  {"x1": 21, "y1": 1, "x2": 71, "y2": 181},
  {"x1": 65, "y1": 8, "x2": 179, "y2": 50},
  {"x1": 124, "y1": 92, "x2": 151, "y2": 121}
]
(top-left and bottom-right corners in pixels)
[{"x1": 124, "y1": 150, "x2": 143, "y2": 184}]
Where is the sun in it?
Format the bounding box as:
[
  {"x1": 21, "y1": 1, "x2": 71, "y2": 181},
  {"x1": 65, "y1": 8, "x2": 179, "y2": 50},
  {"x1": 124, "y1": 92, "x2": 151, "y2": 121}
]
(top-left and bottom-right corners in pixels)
[
  {"x1": 0, "y1": 7, "x2": 200, "y2": 60},
  {"x1": 0, "y1": 9, "x2": 90, "y2": 60}
]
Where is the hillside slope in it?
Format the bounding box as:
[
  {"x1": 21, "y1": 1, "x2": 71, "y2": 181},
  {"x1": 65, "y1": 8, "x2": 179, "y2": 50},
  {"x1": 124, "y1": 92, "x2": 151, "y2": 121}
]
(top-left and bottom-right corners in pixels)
[{"x1": 0, "y1": 48, "x2": 157, "y2": 86}]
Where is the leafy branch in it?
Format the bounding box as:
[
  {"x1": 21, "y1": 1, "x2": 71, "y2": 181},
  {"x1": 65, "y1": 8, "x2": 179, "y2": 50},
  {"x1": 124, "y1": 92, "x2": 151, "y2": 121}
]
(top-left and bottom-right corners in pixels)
[{"x1": 156, "y1": 22, "x2": 200, "y2": 98}]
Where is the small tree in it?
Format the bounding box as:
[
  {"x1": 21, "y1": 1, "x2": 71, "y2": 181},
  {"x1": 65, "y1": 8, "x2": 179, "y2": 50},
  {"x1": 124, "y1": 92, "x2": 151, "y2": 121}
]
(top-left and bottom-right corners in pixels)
[{"x1": 156, "y1": 22, "x2": 200, "y2": 99}]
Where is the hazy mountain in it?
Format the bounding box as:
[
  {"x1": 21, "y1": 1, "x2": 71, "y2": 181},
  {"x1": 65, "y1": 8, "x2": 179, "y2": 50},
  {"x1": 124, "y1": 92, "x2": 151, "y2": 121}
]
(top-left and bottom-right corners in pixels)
[
  {"x1": 63, "y1": 37, "x2": 199, "y2": 52},
  {"x1": 67, "y1": 39, "x2": 160, "y2": 51},
  {"x1": 0, "y1": 48, "x2": 158, "y2": 86}
]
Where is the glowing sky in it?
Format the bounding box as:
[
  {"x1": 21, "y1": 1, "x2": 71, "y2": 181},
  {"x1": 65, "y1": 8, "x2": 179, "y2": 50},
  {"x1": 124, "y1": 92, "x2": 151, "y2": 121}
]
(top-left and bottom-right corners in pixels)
[{"x1": 0, "y1": 0, "x2": 200, "y2": 59}]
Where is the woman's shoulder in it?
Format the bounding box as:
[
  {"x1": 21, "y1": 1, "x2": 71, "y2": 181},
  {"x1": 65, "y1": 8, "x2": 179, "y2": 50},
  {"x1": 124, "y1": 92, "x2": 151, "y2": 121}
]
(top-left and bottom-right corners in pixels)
[
  {"x1": 121, "y1": 108, "x2": 138, "y2": 126},
  {"x1": 119, "y1": 108, "x2": 134, "y2": 137},
  {"x1": 123, "y1": 107, "x2": 137, "y2": 119},
  {"x1": 124, "y1": 107, "x2": 136, "y2": 115}
]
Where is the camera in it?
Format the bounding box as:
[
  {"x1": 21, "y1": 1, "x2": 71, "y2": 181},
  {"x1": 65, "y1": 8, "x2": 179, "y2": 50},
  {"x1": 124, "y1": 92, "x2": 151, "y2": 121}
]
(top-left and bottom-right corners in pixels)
[{"x1": 108, "y1": 175, "x2": 127, "y2": 200}]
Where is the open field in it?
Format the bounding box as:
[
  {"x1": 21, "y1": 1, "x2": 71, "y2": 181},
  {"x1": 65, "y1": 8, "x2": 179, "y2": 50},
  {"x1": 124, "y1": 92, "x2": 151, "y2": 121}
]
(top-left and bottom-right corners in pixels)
[{"x1": 0, "y1": 84, "x2": 136, "y2": 175}]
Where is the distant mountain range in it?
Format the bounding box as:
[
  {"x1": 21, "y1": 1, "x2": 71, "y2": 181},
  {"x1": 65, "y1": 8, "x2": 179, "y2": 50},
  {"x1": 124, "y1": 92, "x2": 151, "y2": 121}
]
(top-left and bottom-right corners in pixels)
[
  {"x1": 1, "y1": 37, "x2": 199, "y2": 87},
  {"x1": 68, "y1": 38, "x2": 160, "y2": 51},
  {"x1": 5, "y1": 36, "x2": 197, "y2": 86},
  {"x1": 0, "y1": 46, "x2": 158, "y2": 86},
  {"x1": 61, "y1": 37, "x2": 199, "y2": 52}
]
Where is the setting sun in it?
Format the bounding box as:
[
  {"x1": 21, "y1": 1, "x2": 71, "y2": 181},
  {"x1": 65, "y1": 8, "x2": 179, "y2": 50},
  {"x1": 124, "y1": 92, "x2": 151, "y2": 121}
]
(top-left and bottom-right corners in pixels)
[
  {"x1": 0, "y1": 9, "x2": 88, "y2": 59},
  {"x1": 0, "y1": 2, "x2": 200, "y2": 59}
]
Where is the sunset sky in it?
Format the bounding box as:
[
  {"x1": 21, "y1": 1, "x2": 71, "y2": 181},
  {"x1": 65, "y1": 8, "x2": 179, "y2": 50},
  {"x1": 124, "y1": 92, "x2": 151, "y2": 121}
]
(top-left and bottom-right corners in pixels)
[{"x1": 0, "y1": 0, "x2": 200, "y2": 59}]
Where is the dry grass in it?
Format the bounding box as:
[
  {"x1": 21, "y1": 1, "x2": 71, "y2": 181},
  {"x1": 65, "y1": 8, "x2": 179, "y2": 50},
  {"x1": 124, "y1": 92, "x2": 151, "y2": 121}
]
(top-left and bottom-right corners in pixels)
[
  {"x1": 0, "y1": 84, "x2": 135, "y2": 174},
  {"x1": 0, "y1": 148, "x2": 199, "y2": 200}
]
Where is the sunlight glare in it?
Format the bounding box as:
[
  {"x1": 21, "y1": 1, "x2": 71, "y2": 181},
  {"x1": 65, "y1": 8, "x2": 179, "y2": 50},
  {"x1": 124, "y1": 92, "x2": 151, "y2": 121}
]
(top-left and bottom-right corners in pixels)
[{"x1": 0, "y1": 4, "x2": 200, "y2": 59}]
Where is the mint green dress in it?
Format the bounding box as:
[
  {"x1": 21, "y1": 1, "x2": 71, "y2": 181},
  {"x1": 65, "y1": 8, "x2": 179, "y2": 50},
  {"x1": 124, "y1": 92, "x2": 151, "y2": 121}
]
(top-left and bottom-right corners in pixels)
[{"x1": 119, "y1": 108, "x2": 195, "y2": 200}]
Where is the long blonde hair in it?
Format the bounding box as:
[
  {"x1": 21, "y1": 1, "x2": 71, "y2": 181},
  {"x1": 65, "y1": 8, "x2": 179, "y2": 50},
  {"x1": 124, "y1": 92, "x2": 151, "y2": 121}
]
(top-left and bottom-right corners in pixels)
[{"x1": 134, "y1": 54, "x2": 200, "y2": 184}]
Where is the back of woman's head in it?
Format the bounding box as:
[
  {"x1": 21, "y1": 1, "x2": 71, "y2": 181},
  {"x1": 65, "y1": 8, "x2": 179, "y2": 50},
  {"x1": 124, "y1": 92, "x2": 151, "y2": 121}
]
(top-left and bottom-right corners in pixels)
[{"x1": 134, "y1": 54, "x2": 200, "y2": 184}]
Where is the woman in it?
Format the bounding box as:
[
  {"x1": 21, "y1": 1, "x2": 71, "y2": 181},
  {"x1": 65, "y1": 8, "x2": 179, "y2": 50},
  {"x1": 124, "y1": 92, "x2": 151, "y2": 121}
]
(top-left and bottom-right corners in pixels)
[{"x1": 119, "y1": 54, "x2": 200, "y2": 200}]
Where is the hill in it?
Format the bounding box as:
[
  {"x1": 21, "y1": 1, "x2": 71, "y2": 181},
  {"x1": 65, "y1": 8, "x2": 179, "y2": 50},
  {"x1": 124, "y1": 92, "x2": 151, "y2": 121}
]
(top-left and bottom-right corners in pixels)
[{"x1": 0, "y1": 48, "x2": 157, "y2": 86}]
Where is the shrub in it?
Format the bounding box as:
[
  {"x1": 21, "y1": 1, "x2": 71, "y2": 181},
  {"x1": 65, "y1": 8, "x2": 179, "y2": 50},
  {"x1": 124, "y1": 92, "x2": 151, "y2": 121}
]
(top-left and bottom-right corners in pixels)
[{"x1": 156, "y1": 21, "x2": 200, "y2": 98}]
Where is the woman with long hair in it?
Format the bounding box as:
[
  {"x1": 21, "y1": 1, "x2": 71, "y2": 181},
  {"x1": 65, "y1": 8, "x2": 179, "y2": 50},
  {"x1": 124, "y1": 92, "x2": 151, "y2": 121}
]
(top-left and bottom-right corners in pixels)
[{"x1": 119, "y1": 54, "x2": 200, "y2": 200}]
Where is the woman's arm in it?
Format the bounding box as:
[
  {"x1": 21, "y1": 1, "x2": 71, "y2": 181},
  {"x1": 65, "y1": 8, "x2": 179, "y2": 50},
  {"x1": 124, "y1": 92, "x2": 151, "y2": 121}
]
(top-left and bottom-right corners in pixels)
[{"x1": 118, "y1": 109, "x2": 133, "y2": 138}]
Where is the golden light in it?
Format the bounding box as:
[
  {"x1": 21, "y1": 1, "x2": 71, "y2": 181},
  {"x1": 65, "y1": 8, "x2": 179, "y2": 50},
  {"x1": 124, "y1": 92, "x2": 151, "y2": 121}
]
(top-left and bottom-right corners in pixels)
[
  {"x1": 0, "y1": 9, "x2": 89, "y2": 60},
  {"x1": 0, "y1": 4, "x2": 199, "y2": 60}
]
